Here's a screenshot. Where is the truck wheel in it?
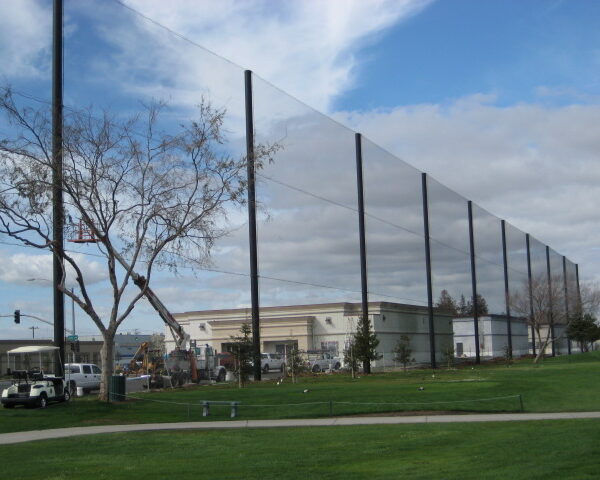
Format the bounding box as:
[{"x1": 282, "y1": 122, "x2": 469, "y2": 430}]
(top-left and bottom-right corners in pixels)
[
  {"x1": 69, "y1": 381, "x2": 76, "y2": 396},
  {"x1": 217, "y1": 369, "x2": 226, "y2": 382},
  {"x1": 263, "y1": 364, "x2": 269, "y2": 373},
  {"x1": 62, "y1": 388, "x2": 71, "y2": 403},
  {"x1": 37, "y1": 394, "x2": 48, "y2": 409},
  {"x1": 3, "y1": 404, "x2": 14, "y2": 409},
  {"x1": 334, "y1": 362, "x2": 341, "y2": 370},
  {"x1": 312, "y1": 365, "x2": 321, "y2": 373}
]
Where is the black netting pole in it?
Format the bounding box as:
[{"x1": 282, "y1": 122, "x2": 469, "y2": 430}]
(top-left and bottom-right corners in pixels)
[{"x1": 245, "y1": 70, "x2": 261, "y2": 381}]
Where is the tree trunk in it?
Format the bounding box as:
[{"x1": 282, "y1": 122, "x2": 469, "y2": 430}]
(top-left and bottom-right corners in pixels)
[
  {"x1": 99, "y1": 333, "x2": 115, "y2": 401},
  {"x1": 533, "y1": 329, "x2": 552, "y2": 364}
]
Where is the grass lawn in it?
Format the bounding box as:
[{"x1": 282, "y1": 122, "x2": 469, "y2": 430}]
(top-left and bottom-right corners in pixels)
[
  {"x1": 1, "y1": 351, "x2": 599, "y2": 434},
  {"x1": 1, "y1": 420, "x2": 599, "y2": 479}
]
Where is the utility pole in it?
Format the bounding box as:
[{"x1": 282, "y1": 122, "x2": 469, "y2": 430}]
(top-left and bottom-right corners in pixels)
[{"x1": 29, "y1": 326, "x2": 39, "y2": 339}]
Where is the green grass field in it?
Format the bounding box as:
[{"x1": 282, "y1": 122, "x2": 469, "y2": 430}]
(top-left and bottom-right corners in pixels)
[
  {"x1": 2, "y1": 420, "x2": 599, "y2": 480},
  {"x1": 1, "y1": 351, "x2": 599, "y2": 434}
]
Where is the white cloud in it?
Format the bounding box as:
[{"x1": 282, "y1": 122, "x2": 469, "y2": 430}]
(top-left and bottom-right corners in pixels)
[
  {"x1": 0, "y1": 0, "x2": 52, "y2": 78},
  {"x1": 69, "y1": 0, "x2": 431, "y2": 113},
  {"x1": 0, "y1": 251, "x2": 108, "y2": 287},
  {"x1": 335, "y1": 96, "x2": 600, "y2": 283}
]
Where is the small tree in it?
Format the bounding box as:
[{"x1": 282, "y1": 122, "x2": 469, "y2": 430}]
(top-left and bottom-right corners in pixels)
[
  {"x1": 229, "y1": 323, "x2": 253, "y2": 388},
  {"x1": 392, "y1": 335, "x2": 413, "y2": 372},
  {"x1": 566, "y1": 314, "x2": 600, "y2": 352},
  {"x1": 442, "y1": 343, "x2": 455, "y2": 369},
  {"x1": 435, "y1": 290, "x2": 458, "y2": 316},
  {"x1": 352, "y1": 315, "x2": 381, "y2": 374},
  {"x1": 286, "y1": 345, "x2": 305, "y2": 383},
  {"x1": 502, "y1": 343, "x2": 513, "y2": 366},
  {"x1": 343, "y1": 338, "x2": 359, "y2": 378}
]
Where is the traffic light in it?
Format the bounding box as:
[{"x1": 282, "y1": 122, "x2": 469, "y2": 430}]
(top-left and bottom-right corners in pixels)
[{"x1": 14, "y1": 309, "x2": 20, "y2": 324}]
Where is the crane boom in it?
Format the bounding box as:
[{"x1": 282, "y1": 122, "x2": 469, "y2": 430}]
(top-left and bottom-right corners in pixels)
[{"x1": 129, "y1": 273, "x2": 190, "y2": 350}]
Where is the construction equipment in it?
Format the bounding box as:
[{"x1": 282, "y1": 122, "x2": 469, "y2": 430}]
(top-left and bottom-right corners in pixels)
[
  {"x1": 127, "y1": 272, "x2": 225, "y2": 386},
  {"x1": 127, "y1": 341, "x2": 167, "y2": 388},
  {"x1": 128, "y1": 342, "x2": 164, "y2": 374}
]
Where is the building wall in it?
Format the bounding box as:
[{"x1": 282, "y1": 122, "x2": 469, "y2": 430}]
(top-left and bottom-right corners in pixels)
[
  {"x1": 166, "y1": 302, "x2": 454, "y2": 366},
  {"x1": 453, "y1": 316, "x2": 529, "y2": 358}
]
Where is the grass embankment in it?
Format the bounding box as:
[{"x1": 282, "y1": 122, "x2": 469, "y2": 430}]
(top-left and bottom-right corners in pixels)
[
  {"x1": 1, "y1": 351, "x2": 599, "y2": 434},
  {"x1": 2, "y1": 420, "x2": 600, "y2": 480}
]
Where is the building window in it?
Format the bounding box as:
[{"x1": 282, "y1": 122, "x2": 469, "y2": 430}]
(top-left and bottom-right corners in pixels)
[{"x1": 321, "y1": 341, "x2": 339, "y2": 355}]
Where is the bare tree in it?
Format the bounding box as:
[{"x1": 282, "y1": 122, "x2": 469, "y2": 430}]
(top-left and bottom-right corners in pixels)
[
  {"x1": 0, "y1": 88, "x2": 277, "y2": 400},
  {"x1": 510, "y1": 273, "x2": 599, "y2": 363}
]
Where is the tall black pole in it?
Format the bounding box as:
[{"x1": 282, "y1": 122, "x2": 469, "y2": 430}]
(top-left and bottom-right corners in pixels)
[
  {"x1": 467, "y1": 201, "x2": 480, "y2": 364},
  {"x1": 563, "y1": 256, "x2": 571, "y2": 355},
  {"x1": 355, "y1": 133, "x2": 371, "y2": 374},
  {"x1": 575, "y1": 264, "x2": 582, "y2": 313},
  {"x1": 501, "y1": 220, "x2": 513, "y2": 357},
  {"x1": 546, "y1": 246, "x2": 556, "y2": 357},
  {"x1": 421, "y1": 173, "x2": 436, "y2": 369},
  {"x1": 526, "y1": 234, "x2": 536, "y2": 357},
  {"x1": 244, "y1": 70, "x2": 261, "y2": 381},
  {"x1": 52, "y1": 0, "x2": 65, "y2": 377}
]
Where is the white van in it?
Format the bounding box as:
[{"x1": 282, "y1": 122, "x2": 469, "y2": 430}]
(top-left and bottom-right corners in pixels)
[{"x1": 64, "y1": 363, "x2": 102, "y2": 393}]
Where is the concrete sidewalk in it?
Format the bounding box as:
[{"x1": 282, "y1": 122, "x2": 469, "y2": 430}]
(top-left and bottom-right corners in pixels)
[{"x1": 1, "y1": 411, "x2": 599, "y2": 445}]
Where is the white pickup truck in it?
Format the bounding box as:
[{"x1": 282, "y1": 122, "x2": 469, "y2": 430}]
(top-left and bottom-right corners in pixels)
[
  {"x1": 307, "y1": 352, "x2": 341, "y2": 372},
  {"x1": 260, "y1": 353, "x2": 286, "y2": 373},
  {"x1": 64, "y1": 363, "x2": 102, "y2": 393}
]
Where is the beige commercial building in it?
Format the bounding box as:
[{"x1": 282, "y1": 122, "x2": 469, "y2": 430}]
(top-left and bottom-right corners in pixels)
[{"x1": 167, "y1": 301, "x2": 454, "y2": 366}]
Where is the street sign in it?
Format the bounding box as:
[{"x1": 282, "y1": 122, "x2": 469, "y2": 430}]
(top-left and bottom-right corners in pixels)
[{"x1": 67, "y1": 335, "x2": 78, "y2": 342}]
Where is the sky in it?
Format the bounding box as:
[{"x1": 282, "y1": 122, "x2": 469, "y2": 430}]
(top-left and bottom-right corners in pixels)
[{"x1": 0, "y1": 0, "x2": 598, "y2": 340}]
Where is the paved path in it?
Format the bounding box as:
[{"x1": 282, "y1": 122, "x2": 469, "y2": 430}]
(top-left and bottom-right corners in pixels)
[{"x1": 1, "y1": 411, "x2": 599, "y2": 445}]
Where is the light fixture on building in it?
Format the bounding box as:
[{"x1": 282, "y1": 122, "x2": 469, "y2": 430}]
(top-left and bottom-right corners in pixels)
[
  {"x1": 199, "y1": 323, "x2": 206, "y2": 331},
  {"x1": 325, "y1": 317, "x2": 333, "y2": 325}
]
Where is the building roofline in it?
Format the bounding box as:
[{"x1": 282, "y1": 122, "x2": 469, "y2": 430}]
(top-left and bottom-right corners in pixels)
[{"x1": 175, "y1": 301, "x2": 430, "y2": 317}]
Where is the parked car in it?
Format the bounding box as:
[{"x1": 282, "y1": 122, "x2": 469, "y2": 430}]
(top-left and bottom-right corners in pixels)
[
  {"x1": 260, "y1": 353, "x2": 286, "y2": 373},
  {"x1": 306, "y1": 352, "x2": 341, "y2": 372},
  {"x1": 1, "y1": 370, "x2": 71, "y2": 409},
  {"x1": 64, "y1": 363, "x2": 102, "y2": 393}
]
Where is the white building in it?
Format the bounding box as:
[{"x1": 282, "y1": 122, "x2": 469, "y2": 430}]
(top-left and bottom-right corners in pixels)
[
  {"x1": 166, "y1": 301, "x2": 454, "y2": 366},
  {"x1": 453, "y1": 315, "x2": 530, "y2": 358}
]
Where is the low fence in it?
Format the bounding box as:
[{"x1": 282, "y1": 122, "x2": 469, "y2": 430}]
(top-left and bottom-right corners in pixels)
[{"x1": 108, "y1": 391, "x2": 524, "y2": 421}]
